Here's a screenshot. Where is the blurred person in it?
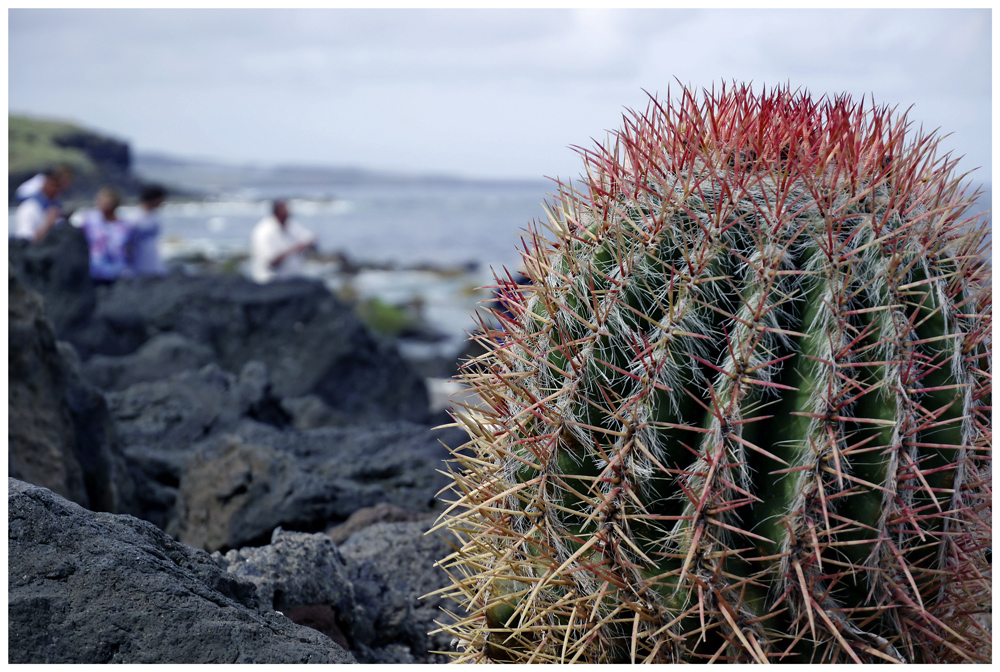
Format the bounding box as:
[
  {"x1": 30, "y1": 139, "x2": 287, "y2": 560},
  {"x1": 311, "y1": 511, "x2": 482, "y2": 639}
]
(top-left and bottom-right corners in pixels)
[
  {"x1": 127, "y1": 184, "x2": 168, "y2": 276},
  {"x1": 15, "y1": 163, "x2": 74, "y2": 203},
  {"x1": 81, "y1": 187, "x2": 133, "y2": 284},
  {"x1": 13, "y1": 168, "x2": 67, "y2": 242},
  {"x1": 250, "y1": 199, "x2": 318, "y2": 283}
]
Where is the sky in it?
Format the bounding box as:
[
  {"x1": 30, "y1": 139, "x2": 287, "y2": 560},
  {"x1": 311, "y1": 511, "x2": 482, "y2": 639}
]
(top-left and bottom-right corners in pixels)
[{"x1": 8, "y1": 8, "x2": 993, "y2": 183}]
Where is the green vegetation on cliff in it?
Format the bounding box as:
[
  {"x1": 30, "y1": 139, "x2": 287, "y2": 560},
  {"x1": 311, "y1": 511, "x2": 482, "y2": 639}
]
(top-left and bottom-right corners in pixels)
[
  {"x1": 9, "y1": 115, "x2": 97, "y2": 176},
  {"x1": 9, "y1": 114, "x2": 136, "y2": 203}
]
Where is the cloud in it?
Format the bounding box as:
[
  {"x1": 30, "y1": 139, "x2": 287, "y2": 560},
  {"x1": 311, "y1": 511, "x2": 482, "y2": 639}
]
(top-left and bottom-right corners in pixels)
[{"x1": 9, "y1": 8, "x2": 991, "y2": 181}]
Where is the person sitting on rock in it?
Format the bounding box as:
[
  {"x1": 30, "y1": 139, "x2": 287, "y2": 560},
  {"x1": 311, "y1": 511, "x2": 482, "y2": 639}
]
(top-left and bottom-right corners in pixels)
[
  {"x1": 81, "y1": 188, "x2": 134, "y2": 284},
  {"x1": 250, "y1": 199, "x2": 318, "y2": 283},
  {"x1": 12, "y1": 168, "x2": 69, "y2": 243},
  {"x1": 126, "y1": 184, "x2": 168, "y2": 276}
]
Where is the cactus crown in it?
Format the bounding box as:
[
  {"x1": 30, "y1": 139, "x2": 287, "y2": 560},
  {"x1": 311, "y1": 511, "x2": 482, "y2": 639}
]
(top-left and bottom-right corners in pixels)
[{"x1": 433, "y1": 83, "x2": 991, "y2": 664}]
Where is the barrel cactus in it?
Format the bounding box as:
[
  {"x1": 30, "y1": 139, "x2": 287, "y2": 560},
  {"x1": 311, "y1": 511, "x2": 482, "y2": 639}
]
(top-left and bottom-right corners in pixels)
[{"x1": 433, "y1": 83, "x2": 991, "y2": 663}]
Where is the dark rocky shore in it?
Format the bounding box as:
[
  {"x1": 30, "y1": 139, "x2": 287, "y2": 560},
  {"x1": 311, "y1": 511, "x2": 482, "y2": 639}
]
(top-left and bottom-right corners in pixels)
[{"x1": 8, "y1": 225, "x2": 470, "y2": 664}]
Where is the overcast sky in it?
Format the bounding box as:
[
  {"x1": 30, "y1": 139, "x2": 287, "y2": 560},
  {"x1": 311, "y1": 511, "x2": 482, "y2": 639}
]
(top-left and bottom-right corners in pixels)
[{"x1": 8, "y1": 8, "x2": 992, "y2": 183}]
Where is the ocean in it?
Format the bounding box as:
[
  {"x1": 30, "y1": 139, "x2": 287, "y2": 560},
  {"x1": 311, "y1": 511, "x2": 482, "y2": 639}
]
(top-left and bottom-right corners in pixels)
[{"x1": 153, "y1": 179, "x2": 553, "y2": 274}]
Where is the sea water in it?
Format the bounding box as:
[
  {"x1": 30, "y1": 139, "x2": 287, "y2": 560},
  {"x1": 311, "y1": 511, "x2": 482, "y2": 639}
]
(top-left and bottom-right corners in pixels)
[{"x1": 154, "y1": 179, "x2": 554, "y2": 275}]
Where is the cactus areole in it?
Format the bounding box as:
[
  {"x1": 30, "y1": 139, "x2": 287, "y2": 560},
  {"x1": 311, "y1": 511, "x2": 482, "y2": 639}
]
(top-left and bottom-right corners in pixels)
[{"x1": 434, "y1": 84, "x2": 991, "y2": 663}]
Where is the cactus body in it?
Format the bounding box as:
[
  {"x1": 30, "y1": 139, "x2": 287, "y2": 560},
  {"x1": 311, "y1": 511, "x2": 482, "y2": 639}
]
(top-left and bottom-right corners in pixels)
[{"x1": 435, "y1": 84, "x2": 991, "y2": 663}]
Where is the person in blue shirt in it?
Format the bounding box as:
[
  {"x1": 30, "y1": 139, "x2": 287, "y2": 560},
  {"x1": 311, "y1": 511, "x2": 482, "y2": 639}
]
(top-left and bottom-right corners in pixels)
[{"x1": 126, "y1": 184, "x2": 168, "y2": 276}]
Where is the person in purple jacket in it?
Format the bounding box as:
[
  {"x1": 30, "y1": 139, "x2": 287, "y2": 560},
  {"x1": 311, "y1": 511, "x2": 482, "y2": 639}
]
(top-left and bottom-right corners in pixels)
[{"x1": 81, "y1": 188, "x2": 134, "y2": 284}]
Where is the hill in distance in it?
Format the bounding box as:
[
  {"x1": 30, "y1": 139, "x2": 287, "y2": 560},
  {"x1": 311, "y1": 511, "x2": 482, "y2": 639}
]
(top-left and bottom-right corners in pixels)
[
  {"x1": 133, "y1": 151, "x2": 549, "y2": 202},
  {"x1": 8, "y1": 114, "x2": 140, "y2": 202}
]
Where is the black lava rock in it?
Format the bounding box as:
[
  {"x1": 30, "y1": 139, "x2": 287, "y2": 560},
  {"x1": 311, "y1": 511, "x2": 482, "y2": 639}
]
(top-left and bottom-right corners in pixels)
[
  {"x1": 8, "y1": 478, "x2": 356, "y2": 664},
  {"x1": 9, "y1": 265, "x2": 134, "y2": 514},
  {"x1": 169, "y1": 420, "x2": 467, "y2": 552}
]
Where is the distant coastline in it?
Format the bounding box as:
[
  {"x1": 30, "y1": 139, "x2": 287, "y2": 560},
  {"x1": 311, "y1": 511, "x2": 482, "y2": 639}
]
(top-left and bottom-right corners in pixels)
[
  {"x1": 9, "y1": 114, "x2": 139, "y2": 204},
  {"x1": 131, "y1": 151, "x2": 551, "y2": 204}
]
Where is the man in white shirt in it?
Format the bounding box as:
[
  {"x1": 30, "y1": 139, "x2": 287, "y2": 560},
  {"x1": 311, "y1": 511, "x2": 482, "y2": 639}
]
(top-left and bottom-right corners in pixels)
[
  {"x1": 250, "y1": 199, "x2": 318, "y2": 283},
  {"x1": 14, "y1": 173, "x2": 46, "y2": 202},
  {"x1": 13, "y1": 170, "x2": 65, "y2": 242}
]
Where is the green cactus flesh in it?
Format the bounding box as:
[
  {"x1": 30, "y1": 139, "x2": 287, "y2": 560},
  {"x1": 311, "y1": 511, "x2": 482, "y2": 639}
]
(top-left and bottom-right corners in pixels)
[{"x1": 434, "y1": 84, "x2": 991, "y2": 664}]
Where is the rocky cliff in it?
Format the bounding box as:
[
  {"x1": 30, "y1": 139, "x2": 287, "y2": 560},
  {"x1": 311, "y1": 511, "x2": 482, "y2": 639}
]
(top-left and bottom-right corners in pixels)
[{"x1": 9, "y1": 114, "x2": 141, "y2": 204}]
